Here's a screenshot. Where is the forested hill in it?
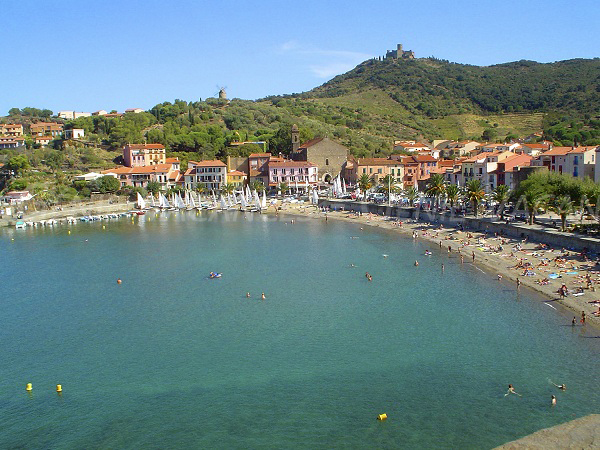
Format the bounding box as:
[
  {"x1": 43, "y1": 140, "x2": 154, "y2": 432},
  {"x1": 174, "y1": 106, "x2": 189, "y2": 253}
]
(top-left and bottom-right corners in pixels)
[{"x1": 302, "y1": 57, "x2": 600, "y2": 117}]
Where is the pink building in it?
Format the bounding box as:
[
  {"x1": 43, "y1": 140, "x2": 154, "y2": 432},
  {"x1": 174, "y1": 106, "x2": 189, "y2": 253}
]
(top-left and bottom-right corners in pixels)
[
  {"x1": 123, "y1": 143, "x2": 166, "y2": 167},
  {"x1": 268, "y1": 160, "x2": 318, "y2": 188}
]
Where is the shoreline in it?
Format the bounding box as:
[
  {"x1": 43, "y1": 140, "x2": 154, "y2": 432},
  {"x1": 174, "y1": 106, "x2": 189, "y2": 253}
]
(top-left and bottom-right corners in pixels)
[{"x1": 273, "y1": 201, "x2": 600, "y2": 330}]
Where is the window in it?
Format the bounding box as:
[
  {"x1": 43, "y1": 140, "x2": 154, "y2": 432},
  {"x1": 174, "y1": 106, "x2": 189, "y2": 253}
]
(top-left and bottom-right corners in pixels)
[
  {"x1": 326, "y1": 159, "x2": 329, "y2": 165},
  {"x1": 369, "y1": 168, "x2": 373, "y2": 174},
  {"x1": 378, "y1": 168, "x2": 382, "y2": 174},
  {"x1": 362, "y1": 168, "x2": 366, "y2": 174}
]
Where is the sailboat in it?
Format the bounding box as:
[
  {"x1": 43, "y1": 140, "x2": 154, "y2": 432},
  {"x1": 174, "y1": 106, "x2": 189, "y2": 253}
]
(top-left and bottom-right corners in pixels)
[
  {"x1": 176, "y1": 192, "x2": 186, "y2": 210},
  {"x1": 261, "y1": 190, "x2": 267, "y2": 209},
  {"x1": 136, "y1": 192, "x2": 146, "y2": 209},
  {"x1": 189, "y1": 191, "x2": 197, "y2": 210},
  {"x1": 220, "y1": 195, "x2": 227, "y2": 210},
  {"x1": 240, "y1": 191, "x2": 248, "y2": 211}
]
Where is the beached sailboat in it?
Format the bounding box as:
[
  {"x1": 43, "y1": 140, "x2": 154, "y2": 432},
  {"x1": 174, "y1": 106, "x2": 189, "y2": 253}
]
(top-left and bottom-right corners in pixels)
[
  {"x1": 240, "y1": 191, "x2": 248, "y2": 211},
  {"x1": 136, "y1": 192, "x2": 146, "y2": 210},
  {"x1": 261, "y1": 190, "x2": 267, "y2": 209}
]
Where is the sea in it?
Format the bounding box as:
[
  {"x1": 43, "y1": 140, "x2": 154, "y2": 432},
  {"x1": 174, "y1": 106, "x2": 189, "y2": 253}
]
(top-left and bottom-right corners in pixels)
[{"x1": 1, "y1": 210, "x2": 599, "y2": 449}]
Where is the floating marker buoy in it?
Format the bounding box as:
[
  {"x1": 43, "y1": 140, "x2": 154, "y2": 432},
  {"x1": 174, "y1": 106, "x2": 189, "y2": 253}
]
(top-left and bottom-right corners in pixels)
[
  {"x1": 102, "y1": 225, "x2": 106, "y2": 229},
  {"x1": 56, "y1": 384, "x2": 62, "y2": 392},
  {"x1": 26, "y1": 383, "x2": 32, "y2": 391},
  {"x1": 377, "y1": 413, "x2": 387, "y2": 421},
  {"x1": 68, "y1": 230, "x2": 71, "y2": 235}
]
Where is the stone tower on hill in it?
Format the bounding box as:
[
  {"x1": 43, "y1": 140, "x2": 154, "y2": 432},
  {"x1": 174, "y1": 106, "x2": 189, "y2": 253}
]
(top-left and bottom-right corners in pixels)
[{"x1": 386, "y1": 43, "x2": 415, "y2": 60}]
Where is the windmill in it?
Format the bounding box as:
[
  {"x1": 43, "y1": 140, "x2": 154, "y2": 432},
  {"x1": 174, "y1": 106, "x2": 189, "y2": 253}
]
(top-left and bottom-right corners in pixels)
[{"x1": 215, "y1": 85, "x2": 227, "y2": 100}]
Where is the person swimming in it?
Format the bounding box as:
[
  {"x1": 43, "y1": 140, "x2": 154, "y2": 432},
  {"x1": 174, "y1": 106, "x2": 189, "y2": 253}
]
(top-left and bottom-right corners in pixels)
[
  {"x1": 504, "y1": 384, "x2": 521, "y2": 397},
  {"x1": 414, "y1": 260, "x2": 419, "y2": 266},
  {"x1": 550, "y1": 381, "x2": 566, "y2": 390},
  {"x1": 551, "y1": 395, "x2": 557, "y2": 406},
  {"x1": 246, "y1": 292, "x2": 251, "y2": 298}
]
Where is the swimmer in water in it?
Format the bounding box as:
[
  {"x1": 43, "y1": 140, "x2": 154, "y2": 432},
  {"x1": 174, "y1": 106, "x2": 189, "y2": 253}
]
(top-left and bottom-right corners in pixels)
[
  {"x1": 551, "y1": 395, "x2": 556, "y2": 406},
  {"x1": 504, "y1": 384, "x2": 521, "y2": 397},
  {"x1": 550, "y1": 381, "x2": 566, "y2": 390},
  {"x1": 246, "y1": 292, "x2": 251, "y2": 298},
  {"x1": 261, "y1": 293, "x2": 266, "y2": 300},
  {"x1": 414, "y1": 260, "x2": 419, "y2": 266},
  {"x1": 497, "y1": 274, "x2": 502, "y2": 281}
]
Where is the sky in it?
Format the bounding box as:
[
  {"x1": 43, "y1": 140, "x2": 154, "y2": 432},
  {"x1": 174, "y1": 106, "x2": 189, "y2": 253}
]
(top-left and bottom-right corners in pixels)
[{"x1": 2, "y1": 0, "x2": 599, "y2": 115}]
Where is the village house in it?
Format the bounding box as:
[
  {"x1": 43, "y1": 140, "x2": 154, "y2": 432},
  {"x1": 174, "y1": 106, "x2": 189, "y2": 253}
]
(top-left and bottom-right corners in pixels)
[
  {"x1": 30, "y1": 122, "x2": 64, "y2": 137},
  {"x1": 393, "y1": 141, "x2": 430, "y2": 153},
  {"x1": 346, "y1": 157, "x2": 404, "y2": 187},
  {"x1": 123, "y1": 143, "x2": 166, "y2": 167},
  {"x1": 125, "y1": 108, "x2": 144, "y2": 114},
  {"x1": 227, "y1": 170, "x2": 247, "y2": 188},
  {"x1": 0, "y1": 136, "x2": 25, "y2": 149},
  {"x1": 516, "y1": 142, "x2": 552, "y2": 157},
  {"x1": 268, "y1": 160, "x2": 318, "y2": 190},
  {"x1": 34, "y1": 136, "x2": 53, "y2": 147},
  {"x1": 488, "y1": 153, "x2": 533, "y2": 191},
  {"x1": 1, "y1": 191, "x2": 33, "y2": 204},
  {"x1": 0, "y1": 123, "x2": 24, "y2": 137},
  {"x1": 102, "y1": 163, "x2": 176, "y2": 190},
  {"x1": 437, "y1": 140, "x2": 480, "y2": 158},
  {"x1": 57, "y1": 111, "x2": 91, "y2": 120},
  {"x1": 92, "y1": 110, "x2": 108, "y2": 116},
  {"x1": 462, "y1": 151, "x2": 514, "y2": 192},
  {"x1": 539, "y1": 146, "x2": 596, "y2": 180},
  {"x1": 184, "y1": 160, "x2": 227, "y2": 191},
  {"x1": 64, "y1": 128, "x2": 85, "y2": 139}
]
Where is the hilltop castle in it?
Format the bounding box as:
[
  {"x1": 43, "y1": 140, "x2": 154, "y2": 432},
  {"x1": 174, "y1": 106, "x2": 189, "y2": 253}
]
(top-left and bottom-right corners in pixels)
[{"x1": 385, "y1": 44, "x2": 415, "y2": 60}]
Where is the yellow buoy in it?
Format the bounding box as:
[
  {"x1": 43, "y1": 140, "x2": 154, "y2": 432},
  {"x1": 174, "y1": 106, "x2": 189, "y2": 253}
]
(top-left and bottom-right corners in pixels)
[
  {"x1": 377, "y1": 413, "x2": 387, "y2": 421},
  {"x1": 68, "y1": 230, "x2": 71, "y2": 235},
  {"x1": 56, "y1": 384, "x2": 62, "y2": 392},
  {"x1": 102, "y1": 225, "x2": 106, "y2": 229},
  {"x1": 26, "y1": 383, "x2": 32, "y2": 391}
]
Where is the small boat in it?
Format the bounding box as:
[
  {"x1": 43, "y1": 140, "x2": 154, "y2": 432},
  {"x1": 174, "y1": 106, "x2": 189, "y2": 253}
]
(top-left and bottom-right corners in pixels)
[
  {"x1": 208, "y1": 272, "x2": 222, "y2": 279},
  {"x1": 425, "y1": 250, "x2": 432, "y2": 256},
  {"x1": 15, "y1": 221, "x2": 26, "y2": 229},
  {"x1": 136, "y1": 211, "x2": 145, "y2": 216}
]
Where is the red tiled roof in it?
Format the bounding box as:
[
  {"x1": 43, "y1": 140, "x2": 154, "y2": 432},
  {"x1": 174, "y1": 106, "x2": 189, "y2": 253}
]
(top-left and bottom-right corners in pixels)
[
  {"x1": 191, "y1": 159, "x2": 226, "y2": 167},
  {"x1": 543, "y1": 146, "x2": 596, "y2": 156},
  {"x1": 269, "y1": 160, "x2": 317, "y2": 168},
  {"x1": 126, "y1": 143, "x2": 164, "y2": 150},
  {"x1": 165, "y1": 157, "x2": 179, "y2": 163},
  {"x1": 356, "y1": 158, "x2": 401, "y2": 166},
  {"x1": 298, "y1": 138, "x2": 324, "y2": 148},
  {"x1": 248, "y1": 153, "x2": 271, "y2": 158},
  {"x1": 228, "y1": 170, "x2": 247, "y2": 176},
  {"x1": 102, "y1": 163, "x2": 172, "y2": 174}
]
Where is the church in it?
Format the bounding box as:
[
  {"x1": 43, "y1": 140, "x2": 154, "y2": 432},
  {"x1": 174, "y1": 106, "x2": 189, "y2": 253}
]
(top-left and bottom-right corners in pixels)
[{"x1": 290, "y1": 124, "x2": 348, "y2": 183}]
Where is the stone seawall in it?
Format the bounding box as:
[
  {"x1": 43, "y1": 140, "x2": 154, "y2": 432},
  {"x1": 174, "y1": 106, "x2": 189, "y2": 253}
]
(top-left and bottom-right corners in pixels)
[{"x1": 319, "y1": 199, "x2": 600, "y2": 253}]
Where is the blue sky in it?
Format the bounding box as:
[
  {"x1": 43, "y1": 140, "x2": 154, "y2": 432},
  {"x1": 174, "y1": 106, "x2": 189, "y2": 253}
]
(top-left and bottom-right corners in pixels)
[{"x1": 2, "y1": 0, "x2": 598, "y2": 115}]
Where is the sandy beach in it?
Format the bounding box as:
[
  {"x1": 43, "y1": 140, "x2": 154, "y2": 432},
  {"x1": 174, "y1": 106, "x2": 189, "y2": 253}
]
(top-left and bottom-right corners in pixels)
[{"x1": 273, "y1": 200, "x2": 600, "y2": 330}]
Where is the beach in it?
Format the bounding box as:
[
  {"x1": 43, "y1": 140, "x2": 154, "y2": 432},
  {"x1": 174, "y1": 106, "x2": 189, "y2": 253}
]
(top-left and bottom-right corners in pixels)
[{"x1": 273, "y1": 200, "x2": 600, "y2": 330}]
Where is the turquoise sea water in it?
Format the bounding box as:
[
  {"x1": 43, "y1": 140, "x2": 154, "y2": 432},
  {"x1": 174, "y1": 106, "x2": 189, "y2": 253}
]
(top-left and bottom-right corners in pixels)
[{"x1": 1, "y1": 211, "x2": 599, "y2": 449}]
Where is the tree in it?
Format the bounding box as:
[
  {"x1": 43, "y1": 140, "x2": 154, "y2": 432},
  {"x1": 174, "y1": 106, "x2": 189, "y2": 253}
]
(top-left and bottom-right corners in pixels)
[
  {"x1": 45, "y1": 150, "x2": 64, "y2": 173},
  {"x1": 492, "y1": 184, "x2": 511, "y2": 219},
  {"x1": 445, "y1": 184, "x2": 461, "y2": 214},
  {"x1": 7, "y1": 154, "x2": 30, "y2": 176},
  {"x1": 464, "y1": 180, "x2": 485, "y2": 217},
  {"x1": 146, "y1": 181, "x2": 161, "y2": 195},
  {"x1": 523, "y1": 186, "x2": 547, "y2": 225},
  {"x1": 250, "y1": 180, "x2": 265, "y2": 192},
  {"x1": 221, "y1": 183, "x2": 236, "y2": 195},
  {"x1": 278, "y1": 182, "x2": 288, "y2": 196},
  {"x1": 403, "y1": 186, "x2": 419, "y2": 206},
  {"x1": 357, "y1": 173, "x2": 373, "y2": 193},
  {"x1": 97, "y1": 175, "x2": 120, "y2": 193},
  {"x1": 425, "y1": 173, "x2": 446, "y2": 208},
  {"x1": 551, "y1": 195, "x2": 574, "y2": 231}
]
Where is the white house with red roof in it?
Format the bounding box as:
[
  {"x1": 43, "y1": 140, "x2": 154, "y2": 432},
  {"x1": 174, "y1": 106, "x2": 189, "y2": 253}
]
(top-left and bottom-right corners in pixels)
[
  {"x1": 539, "y1": 146, "x2": 596, "y2": 180},
  {"x1": 183, "y1": 160, "x2": 227, "y2": 191}
]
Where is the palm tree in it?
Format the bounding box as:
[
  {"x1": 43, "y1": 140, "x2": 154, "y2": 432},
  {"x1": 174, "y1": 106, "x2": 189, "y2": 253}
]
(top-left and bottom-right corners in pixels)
[
  {"x1": 523, "y1": 187, "x2": 547, "y2": 225},
  {"x1": 357, "y1": 173, "x2": 373, "y2": 193},
  {"x1": 492, "y1": 184, "x2": 511, "y2": 219},
  {"x1": 464, "y1": 180, "x2": 485, "y2": 217},
  {"x1": 195, "y1": 183, "x2": 207, "y2": 202},
  {"x1": 425, "y1": 173, "x2": 446, "y2": 209},
  {"x1": 221, "y1": 183, "x2": 235, "y2": 195},
  {"x1": 445, "y1": 184, "x2": 461, "y2": 214},
  {"x1": 250, "y1": 180, "x2": 265, "y2": 192},
  {"x1": 551, "y1": 195, "x2": 574, "y2": 231},
  {"x1": 403, "y1": 186, "x2": 419, "y2": 207},
  {"x1": 278, "y1": 182, "x2": 288, "y2": 197}
]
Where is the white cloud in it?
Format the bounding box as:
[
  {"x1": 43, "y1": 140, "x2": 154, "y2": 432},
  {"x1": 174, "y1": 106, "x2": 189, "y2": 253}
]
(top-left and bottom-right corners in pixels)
[{"x1": 278, "y1": 41, "x2": 371, "y2": 79}]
